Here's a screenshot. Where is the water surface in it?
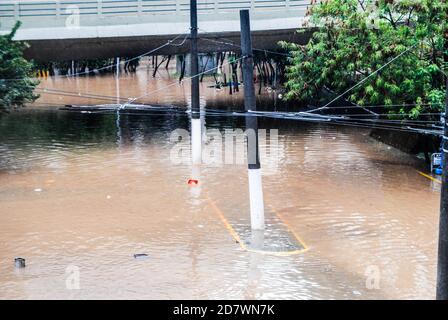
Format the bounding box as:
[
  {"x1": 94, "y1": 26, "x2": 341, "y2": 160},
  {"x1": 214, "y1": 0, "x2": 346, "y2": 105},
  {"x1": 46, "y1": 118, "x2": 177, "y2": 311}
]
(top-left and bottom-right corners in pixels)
[{"x1": 0, "y1": 64, "x2": 441, "y2": 299}]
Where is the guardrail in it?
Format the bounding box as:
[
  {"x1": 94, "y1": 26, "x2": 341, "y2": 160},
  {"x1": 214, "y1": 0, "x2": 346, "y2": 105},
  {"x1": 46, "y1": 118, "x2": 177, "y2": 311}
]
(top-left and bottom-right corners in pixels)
[{"x1": 0, "y1": 0, "x2": 309, "y2": 18}]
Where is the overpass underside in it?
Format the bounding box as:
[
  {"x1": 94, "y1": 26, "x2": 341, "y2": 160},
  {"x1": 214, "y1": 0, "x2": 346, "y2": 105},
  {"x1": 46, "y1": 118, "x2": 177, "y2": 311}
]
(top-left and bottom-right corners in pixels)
[{"x1": 0, "y1": 1, "x2": 313, "y2": 62}]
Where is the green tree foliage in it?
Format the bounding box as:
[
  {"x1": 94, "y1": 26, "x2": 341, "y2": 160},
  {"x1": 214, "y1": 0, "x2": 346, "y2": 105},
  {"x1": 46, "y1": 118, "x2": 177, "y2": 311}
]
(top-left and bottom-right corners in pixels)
[
  {"x1": 280, "y1": 0, "x2": 447, "y2": 118},
  {"x1": 0, "y1": 21, "x2": 39, "y2": 112}
]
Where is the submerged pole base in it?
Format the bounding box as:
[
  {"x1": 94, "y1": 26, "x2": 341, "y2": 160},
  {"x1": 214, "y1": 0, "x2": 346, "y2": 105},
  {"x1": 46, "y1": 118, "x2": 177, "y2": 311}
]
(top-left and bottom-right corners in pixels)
[{"x1": 248, "y1": 168, "x2": 265, "y2": 230}]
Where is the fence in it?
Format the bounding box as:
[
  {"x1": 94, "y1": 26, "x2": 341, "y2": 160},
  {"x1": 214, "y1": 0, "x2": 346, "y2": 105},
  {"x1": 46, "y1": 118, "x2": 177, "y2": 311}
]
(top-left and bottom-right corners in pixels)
[{"x1": 0, "y1": 0, "x2": 309, "y2": 18}]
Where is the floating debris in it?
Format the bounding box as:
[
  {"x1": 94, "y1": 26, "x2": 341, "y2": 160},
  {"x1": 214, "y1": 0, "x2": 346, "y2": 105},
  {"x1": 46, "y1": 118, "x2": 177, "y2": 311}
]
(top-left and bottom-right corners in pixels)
[
  {"x1": 14, "y1": 258, "x2": 25, "y2": 268},
  {"x1": 187, "y1": 179, "x2": 199, "y2": 186},
  {"x1": 60, "y1": 104, "x2": 183, "y2": 114},
  {"x1": 134, "y1": 253, "x2": 149, "y2": 261}
]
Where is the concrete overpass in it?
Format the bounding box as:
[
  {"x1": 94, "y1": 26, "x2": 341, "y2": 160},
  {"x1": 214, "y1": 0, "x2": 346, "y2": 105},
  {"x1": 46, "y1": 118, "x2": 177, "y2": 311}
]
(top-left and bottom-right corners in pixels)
[{"x1": 0, "y1": 0, "x2": 312, "y2": 61}]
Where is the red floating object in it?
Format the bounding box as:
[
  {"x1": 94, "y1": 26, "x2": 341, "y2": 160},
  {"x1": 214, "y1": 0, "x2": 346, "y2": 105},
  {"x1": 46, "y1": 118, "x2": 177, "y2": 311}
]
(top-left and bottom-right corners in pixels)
[{"x1": 187, "y1": 179, "x2": 199, "y2": 186}]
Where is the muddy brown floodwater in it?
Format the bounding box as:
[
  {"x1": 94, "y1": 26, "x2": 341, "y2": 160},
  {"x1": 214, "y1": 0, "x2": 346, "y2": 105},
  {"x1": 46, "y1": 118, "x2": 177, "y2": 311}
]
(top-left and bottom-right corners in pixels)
[{"x1": 0, "y1": 63, "x2": 442, "y2": 299}]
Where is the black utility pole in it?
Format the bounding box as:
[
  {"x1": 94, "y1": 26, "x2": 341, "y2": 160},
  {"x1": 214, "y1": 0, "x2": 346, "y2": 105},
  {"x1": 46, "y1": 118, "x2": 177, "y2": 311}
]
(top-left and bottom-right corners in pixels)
[
  {"x1": 436, "y1": 20, "x2": 448, "y2": 300},
  {"x1": 240, "y1": 9, "x2": 264, "y2": 230},
  {"x1": 190, "y1": 0, "x2": 200, "y2": 119},
  {"x1": 240, "y1": 10, "x2": 260, "y2": 169}
]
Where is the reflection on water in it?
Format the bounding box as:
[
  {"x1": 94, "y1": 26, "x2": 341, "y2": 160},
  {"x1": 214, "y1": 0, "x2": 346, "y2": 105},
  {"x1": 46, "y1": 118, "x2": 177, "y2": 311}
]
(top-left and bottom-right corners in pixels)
[
  {"x1": 0, "y1": 106, "x2": 440, "y2": 299},
  {"x1": 30, "y1": 59, "x2": 295, "y2": 113},
  {"x1": 0, "y1": 64, "x2": 441, "y2": 299}
]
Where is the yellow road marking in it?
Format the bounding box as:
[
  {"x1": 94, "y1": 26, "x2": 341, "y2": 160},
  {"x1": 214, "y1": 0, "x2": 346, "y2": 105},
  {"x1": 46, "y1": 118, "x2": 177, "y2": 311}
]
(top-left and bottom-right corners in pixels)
[
  {"x1": 270, "y1": 206, "x2": 309, "y2": 253},
  {"x1": 206, "y1": 197, "x2": 308, "y2": 256},
  {"x1": 417, "y1": 171, "x2": 442, "y2": 184},
  {"x1": 207, "y1": 198, "x2": 246, "y2": 250},
  {"x1": 204, "y1": 169, "x2": 441, "y2": 256}
]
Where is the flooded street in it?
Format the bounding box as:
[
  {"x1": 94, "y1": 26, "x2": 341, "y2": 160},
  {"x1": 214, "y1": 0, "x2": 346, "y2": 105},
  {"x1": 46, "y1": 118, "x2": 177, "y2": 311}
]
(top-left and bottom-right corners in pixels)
[{"x1": 0, "y1": 66, "x2": 441, "y2": 299}]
